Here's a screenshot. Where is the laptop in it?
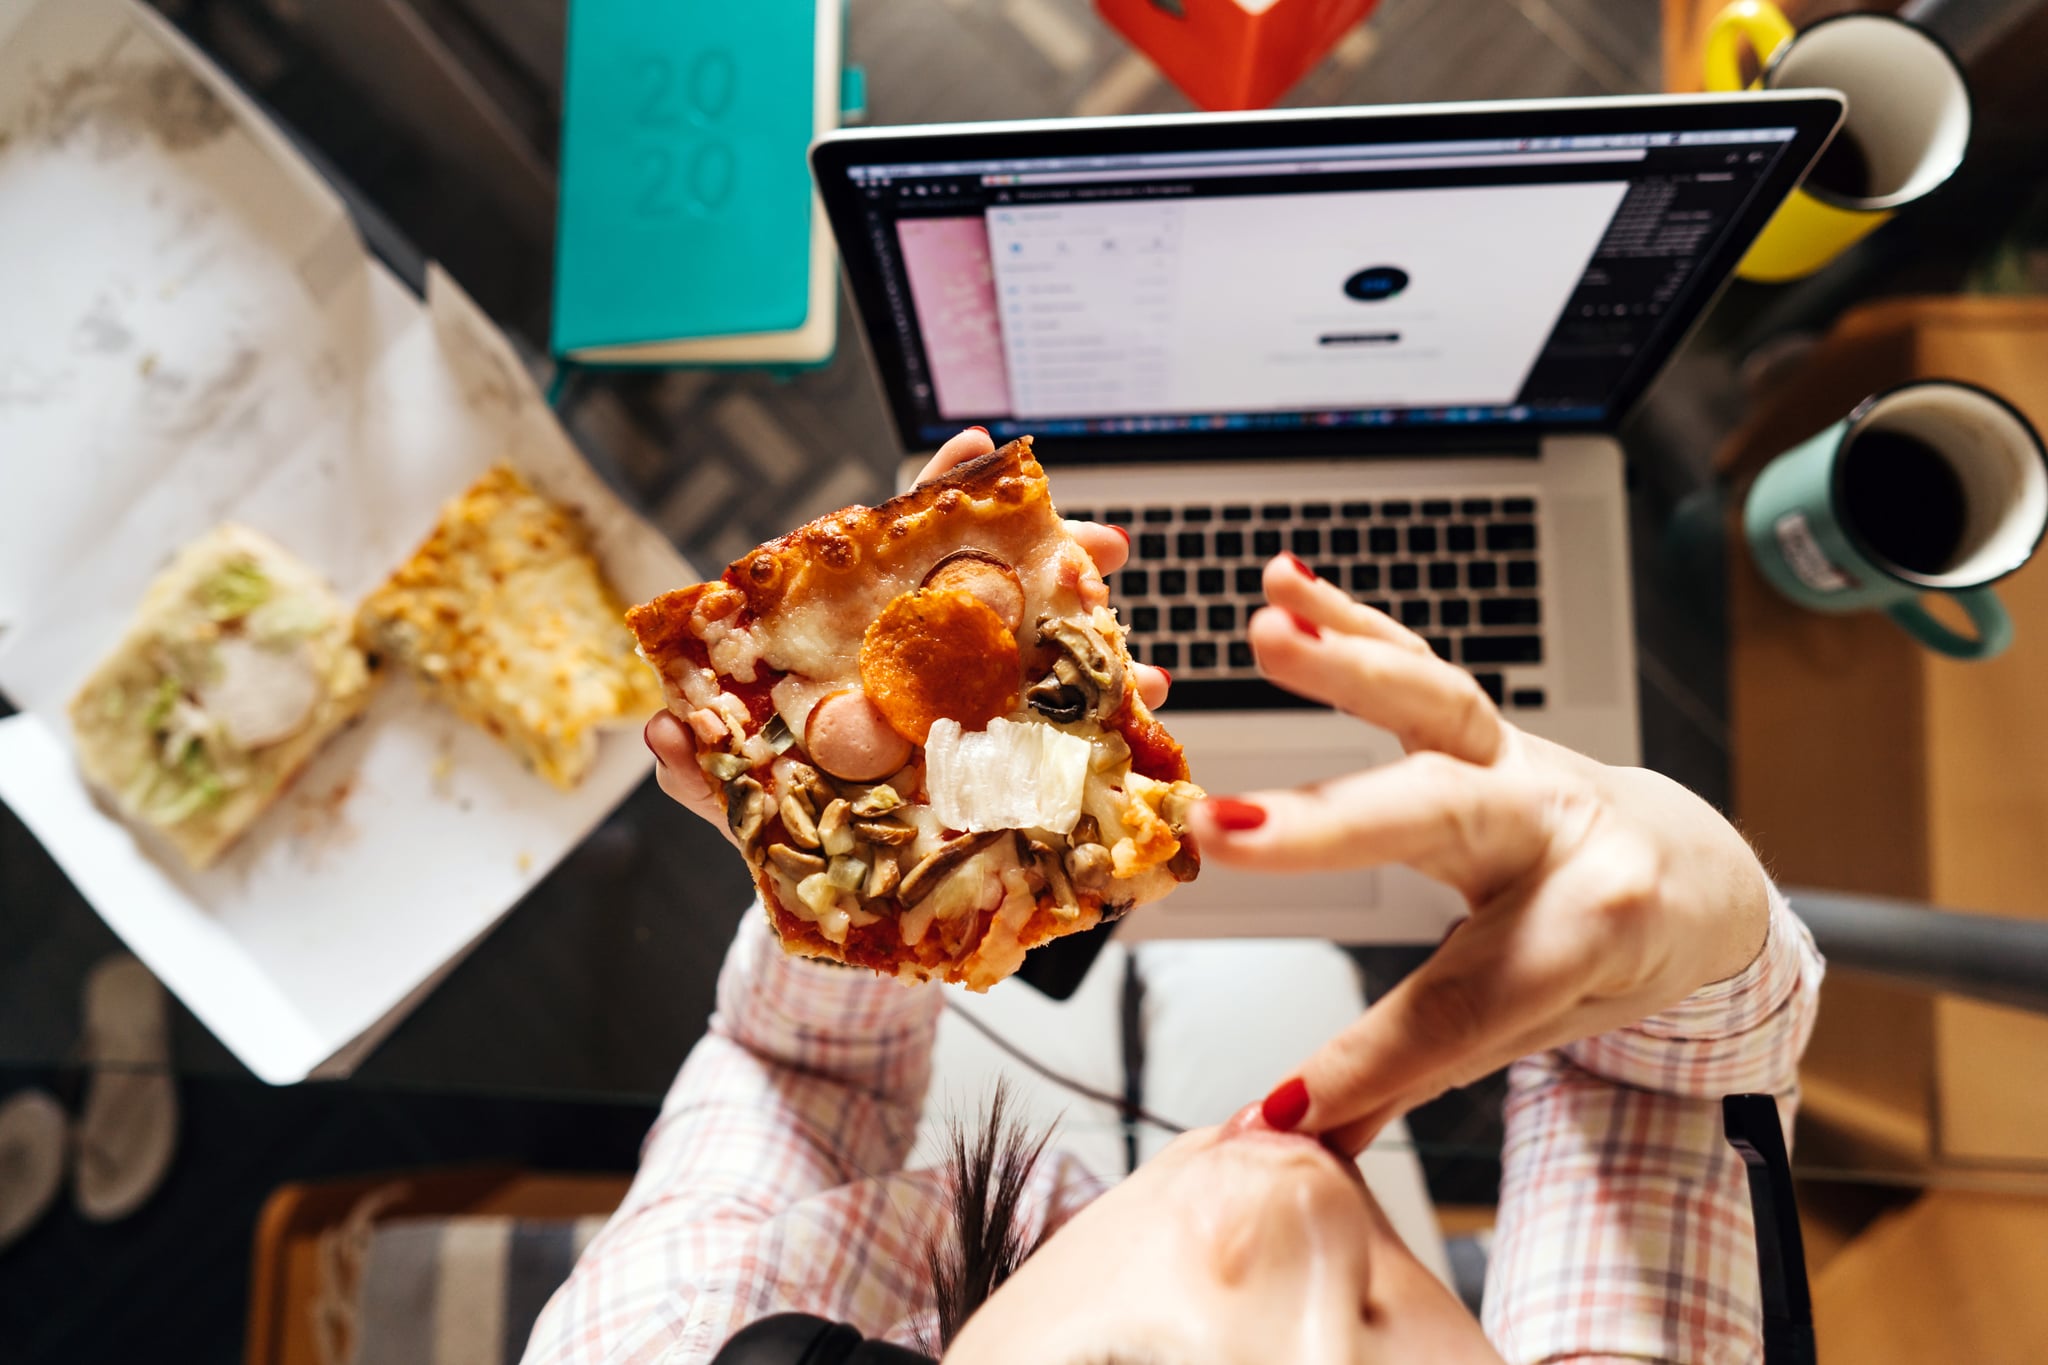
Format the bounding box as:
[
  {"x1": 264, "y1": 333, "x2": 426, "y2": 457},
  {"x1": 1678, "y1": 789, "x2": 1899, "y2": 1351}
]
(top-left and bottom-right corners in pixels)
[{"x1": 810, "y1": 92, "x2": 1842, "y2": 952}]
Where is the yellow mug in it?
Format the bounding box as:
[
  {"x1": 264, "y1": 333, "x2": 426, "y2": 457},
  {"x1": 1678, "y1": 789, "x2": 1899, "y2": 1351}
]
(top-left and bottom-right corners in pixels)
[{"x1": 1705, "y1": 1, "x2": 1970, "y2": 283}]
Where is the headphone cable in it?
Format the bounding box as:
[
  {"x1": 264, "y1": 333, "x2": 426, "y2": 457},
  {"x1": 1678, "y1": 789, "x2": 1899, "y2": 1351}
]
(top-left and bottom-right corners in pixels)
[{"x1": 940, "y1": 998, "x2": 1190, "y2": 1136}]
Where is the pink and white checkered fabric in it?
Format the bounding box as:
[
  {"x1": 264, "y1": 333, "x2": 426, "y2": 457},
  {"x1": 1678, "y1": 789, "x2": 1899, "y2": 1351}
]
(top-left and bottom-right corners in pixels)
[{"x1": 524, "y1": 888, "x2": 1821, "y2": 1365}]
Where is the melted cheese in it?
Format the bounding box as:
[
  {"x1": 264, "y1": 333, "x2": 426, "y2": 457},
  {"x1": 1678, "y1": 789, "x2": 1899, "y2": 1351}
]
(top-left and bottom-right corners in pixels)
[
  {"x1": 963, "y1": 864, "x2": 1040, "y2": 989},
  {"x1": 770, "y1": 674, "x2": 843, "y2": 740},
  {"x1": 703, "y1": 616, "x2": 765, "y2": 683},
  {"x1": 756, "y1": 512, "x2": 1077, "y2": 685},
  {"x1": 677, "y1": 665, "x2": 721, "y2": 712}
]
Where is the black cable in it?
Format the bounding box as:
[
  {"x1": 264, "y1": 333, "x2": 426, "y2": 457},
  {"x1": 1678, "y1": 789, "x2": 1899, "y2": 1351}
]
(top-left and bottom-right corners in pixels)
[{"x1": 940, "y1": 998, "x2": 1190, "y2": 1136}]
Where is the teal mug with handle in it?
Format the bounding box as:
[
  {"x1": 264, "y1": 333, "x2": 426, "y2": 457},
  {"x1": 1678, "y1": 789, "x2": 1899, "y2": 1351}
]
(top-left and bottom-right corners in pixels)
[{"x1": 1744, "y1": 380, "x2": 2047, "y2": 660}]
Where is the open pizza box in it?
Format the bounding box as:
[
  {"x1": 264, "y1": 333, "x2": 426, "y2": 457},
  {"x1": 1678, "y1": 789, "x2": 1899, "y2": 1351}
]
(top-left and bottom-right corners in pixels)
[{"x1": 0, "y1": 0, "x2": 693, "y2": 1083}]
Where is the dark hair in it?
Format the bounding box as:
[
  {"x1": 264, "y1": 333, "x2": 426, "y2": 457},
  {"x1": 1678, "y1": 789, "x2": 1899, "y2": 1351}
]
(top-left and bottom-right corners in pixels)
[{"x1": 922, "y1": 1084, "x2": 1055, "y2": 1355}]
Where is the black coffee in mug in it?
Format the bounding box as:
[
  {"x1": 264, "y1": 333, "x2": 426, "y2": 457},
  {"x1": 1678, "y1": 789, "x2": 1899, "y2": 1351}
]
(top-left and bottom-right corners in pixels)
[
  {"x1": 1806, "y1": 127, "x2": 1874, "y2": 200},
  {"x1": 1839, "y1": 428, "x2": 1967, "y2": 575}
]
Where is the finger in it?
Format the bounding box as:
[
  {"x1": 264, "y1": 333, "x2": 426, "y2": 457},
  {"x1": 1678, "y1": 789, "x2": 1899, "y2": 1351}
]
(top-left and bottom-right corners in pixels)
[
  {"x1": 1133, "y1": 662, "x2": 1170, "y2": 710},
  {"x1": 1321, "y1": 974, "x2": 1665, "y2": 1156},
  {"x1": 1067, "y1": 519, "x2": 1129, "y2": 575},
  {"x1": 1320, "y1": 1012, "x2": 1557, "y2": 1156},
  {"x1": 1280, "y1": 905, "x2": 1585, "y2": 1144},
  {"x1": 1247, "y1": 606, "x2": 1505, "y2": 764},
  {"x1": 912, "y1": 426, "x2": 998, "y2": 486},
  {"x1": 645, "y1": 712, "x2": 729, "y2": 833},
  {"x1": 1187, "y1": 752, "x2": 1544, "y2": 894},
  {"x1": 1262, "y1": 555, "x2": 1435, "y2": 656}
]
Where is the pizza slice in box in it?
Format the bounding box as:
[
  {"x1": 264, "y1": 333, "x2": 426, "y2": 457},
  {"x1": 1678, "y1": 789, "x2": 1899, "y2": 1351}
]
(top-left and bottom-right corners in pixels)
[{"x1": 627, "y1": 437, "x2": 1204, "y2": 990}]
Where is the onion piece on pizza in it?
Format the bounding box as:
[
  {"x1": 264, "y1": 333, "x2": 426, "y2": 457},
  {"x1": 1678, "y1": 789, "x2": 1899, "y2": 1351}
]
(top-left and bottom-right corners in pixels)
[{"x1": 626, "y1": 437, "x2": 1203, "y2": 990}]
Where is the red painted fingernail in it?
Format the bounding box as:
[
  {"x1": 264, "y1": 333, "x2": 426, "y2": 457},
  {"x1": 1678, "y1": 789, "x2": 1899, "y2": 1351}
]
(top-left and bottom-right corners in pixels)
[
  {"x1": 968, "y1": 425, "x2": 989, "y2": 436},
  {"x1": 1156, "y1": 666, "x2": 1173, "y2": 686},
  {"x1": 1111, "y1": 524, "x2": 1130, "y2": 546},
  {"x1": 1262, "y1": 1076, "x2": 1310, "y2": 1132},
  {"x1": 1207, "y1": 797, "x2": 1267, "y2": 831},
  {"x1": 1282, "y1": 551, "x2": 1315, "y2": 579},
  {"x1": 1289, "y1": 611, "x2": 1322, "y2": 639},
  {"x1": 642, "y1": 715, "x2": 668, "y2": 768}
]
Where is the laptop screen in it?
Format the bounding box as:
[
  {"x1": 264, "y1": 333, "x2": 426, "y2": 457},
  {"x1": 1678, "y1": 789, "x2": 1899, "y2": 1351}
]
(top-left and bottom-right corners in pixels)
[{"x1": 813, "y1": 98, "x2": 1841, "y2": 454}]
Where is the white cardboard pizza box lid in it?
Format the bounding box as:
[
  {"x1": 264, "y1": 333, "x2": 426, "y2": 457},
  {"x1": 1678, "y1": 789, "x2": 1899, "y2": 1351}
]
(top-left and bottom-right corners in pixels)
[{"x1": 0, "y1": 0, "x2": 693, "y2": 1083}]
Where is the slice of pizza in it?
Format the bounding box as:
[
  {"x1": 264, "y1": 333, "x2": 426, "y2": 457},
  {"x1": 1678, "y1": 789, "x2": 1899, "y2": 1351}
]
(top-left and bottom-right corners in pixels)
[
  {"x1": 68, "y1": 525, "x2": 376, "y2": 869},
  {"x1": 357, "y1": 464, "x2": 663, "y2": 790},
  {"x1": 627, "y1": 437, "x2": 1203, "y2": 990}
]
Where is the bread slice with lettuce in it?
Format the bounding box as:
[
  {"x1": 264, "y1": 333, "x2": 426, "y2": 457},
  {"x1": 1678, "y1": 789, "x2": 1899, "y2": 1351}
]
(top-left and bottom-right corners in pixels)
[{"x1": 68, "y1": 525, "x2": 375, "y2": 868}]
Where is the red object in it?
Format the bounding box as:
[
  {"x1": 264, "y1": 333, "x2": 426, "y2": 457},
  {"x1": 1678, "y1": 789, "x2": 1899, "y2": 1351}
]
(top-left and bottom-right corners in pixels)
[
  {"x1": 1262, "y1": 1075, "x2": 1311, "y2": 1131},
  {"x1": 1208, "y1": 797, "x2": 1269, "y2": 830},
  {"x1": 1110, "y1": 524, "x2": 1131, "y2": 546},
  {"x1": 1288, "y1": 611, "x2": 1322, "y2": 639},
  {"x1": 1095, "y1": 0, "x2": 1381, "y2": 111},
  {"x1": 1282, "y1": 551, "x2": 1314, "y2": 579}
]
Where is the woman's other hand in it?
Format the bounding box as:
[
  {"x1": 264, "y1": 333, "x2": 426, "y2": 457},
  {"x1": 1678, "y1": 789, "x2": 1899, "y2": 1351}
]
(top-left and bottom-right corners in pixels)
[
  {"x1": 1190, "y1": 554, "x2": 1772, "y2": 1155},
  {"x1": 645, "y1": 426, "x2": 1170, "y2": 838}
]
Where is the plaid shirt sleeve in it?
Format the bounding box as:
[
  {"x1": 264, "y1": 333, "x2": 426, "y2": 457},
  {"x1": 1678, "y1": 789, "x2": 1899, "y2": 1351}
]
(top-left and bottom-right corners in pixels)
[
  {"x1": 523, "y1": 904, "x2": 943, "y2": 1365},
  {"x1": 1482, "y1": 883, "x2": 1825, "y2": 1365}
]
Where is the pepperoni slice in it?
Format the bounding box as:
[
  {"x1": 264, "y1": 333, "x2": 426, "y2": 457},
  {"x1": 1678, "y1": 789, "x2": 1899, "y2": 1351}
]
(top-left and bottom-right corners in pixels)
[{"x1": 859, "y1": 588, "x2": 1020, "y2": 744}]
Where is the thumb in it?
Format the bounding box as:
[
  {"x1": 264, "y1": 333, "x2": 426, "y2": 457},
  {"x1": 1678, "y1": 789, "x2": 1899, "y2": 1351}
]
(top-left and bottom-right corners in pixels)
[{"x1": 1262, "y1": 911, "x2": 1576, "y2": 1147}]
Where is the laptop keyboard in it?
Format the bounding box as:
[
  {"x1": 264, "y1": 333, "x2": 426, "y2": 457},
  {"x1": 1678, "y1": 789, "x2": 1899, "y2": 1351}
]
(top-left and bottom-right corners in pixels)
[{"x1": 1067, "y1": 495, "x2": 1549, "y2": 713}]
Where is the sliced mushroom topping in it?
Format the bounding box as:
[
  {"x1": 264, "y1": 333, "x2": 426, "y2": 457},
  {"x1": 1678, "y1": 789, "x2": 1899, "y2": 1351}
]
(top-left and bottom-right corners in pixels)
[
  {"x1": 853, "y1": 818, "x2": 916, "y2": 846},
  {"x1": 1065, "y1": 841, "x2": 1112, "y2": 892},
  {"x1": 783, "y1": 760, "x2": 834, "y2": 807},
  {"x1": 760, "y1": 714, "x2": 798, "y2": 755},
  {"x1": 725, "y1": 776, "x2": 769, "y2": 846},
  {"x1": 1031, "y1": 840, "x2": 1078, "y2": 913},
  {"x1": 779, "y1": 790, "x2": 821, "y2": 849},
  {"x1": 818, "y1": 798, "x2": 856, "y2": 858},
  {"x1": 1167, "y1": 842, "x2": 1200, "y2": 884},
  {"x1": 849, "y1": 784, "x2": 904, "y2": 818},
  {"x1": 1037, "y1": 614, "x2": 1126, "y2": 719},
  {"x1": 922, "y1": 548, "x2": 1026, "y2": 633},
  {"x1": 863, "y1": 850, "x2": 901, "y2": 900},
  {"x1": 1073, "y1": 814, "x2": 1102, "y2": 846},
  {"x1": 1160, "y1": 781, "x2": 1205, "y2": 833},
  {"x1": 767, "y1": 843, "x2": 826, "y2": 877},
  {"x1": 1099, "y1": 897, "x2": 1136, "y2": 925},
  {"x1": 1025, "y1": 673, "x2": 1088, "y2": 724},
  {"x1": 1090, "y1": 730, "x2": 1132, "y2": 774},
  {"x1": 699, "y1": 751, "x2": 751, "y2": 783},
  {"x1": 898, "y1": 829, "x2": 1005, "y2": 905}
]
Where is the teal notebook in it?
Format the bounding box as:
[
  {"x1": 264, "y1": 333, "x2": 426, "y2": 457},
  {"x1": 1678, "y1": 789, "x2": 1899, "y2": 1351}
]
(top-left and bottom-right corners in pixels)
[{"x1": 553, "y1": 0, "x2": 839, "y2": 366}]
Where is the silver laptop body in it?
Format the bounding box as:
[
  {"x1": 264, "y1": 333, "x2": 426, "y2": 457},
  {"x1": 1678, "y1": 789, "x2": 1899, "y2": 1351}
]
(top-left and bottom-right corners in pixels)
[{"x1": 812, "y1": 92, "x2": 1843, "y2": 943}]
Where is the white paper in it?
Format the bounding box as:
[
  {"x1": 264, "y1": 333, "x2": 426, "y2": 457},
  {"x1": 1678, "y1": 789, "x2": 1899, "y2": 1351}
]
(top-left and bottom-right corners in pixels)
[{"x1": 0, "y1": 0, "x2": 695, "y2": 1083}]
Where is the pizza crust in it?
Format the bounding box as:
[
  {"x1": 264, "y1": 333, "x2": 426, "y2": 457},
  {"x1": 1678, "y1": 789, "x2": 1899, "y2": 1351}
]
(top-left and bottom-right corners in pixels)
[{"x1": 628, "y1": 438, "x2": 1202, "y2": 990}]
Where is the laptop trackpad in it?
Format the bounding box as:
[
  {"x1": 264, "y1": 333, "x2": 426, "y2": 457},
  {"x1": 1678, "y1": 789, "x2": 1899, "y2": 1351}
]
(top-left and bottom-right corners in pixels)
[{"x1": 1131, "y1": 714, "x2": 1418, "y2": 930}]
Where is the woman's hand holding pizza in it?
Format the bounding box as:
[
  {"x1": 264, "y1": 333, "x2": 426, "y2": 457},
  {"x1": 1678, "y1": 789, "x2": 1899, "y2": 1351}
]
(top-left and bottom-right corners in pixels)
[
  {"x1": 644, "y1": 426, "x2": 1172, "y2": 840},
  {"x1": 643, "y1": 425, "x2": 1769, "y2": 1124},
  {"x1": 1187, "y1": 557, "x2": 1774, "y2": 1154}
]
